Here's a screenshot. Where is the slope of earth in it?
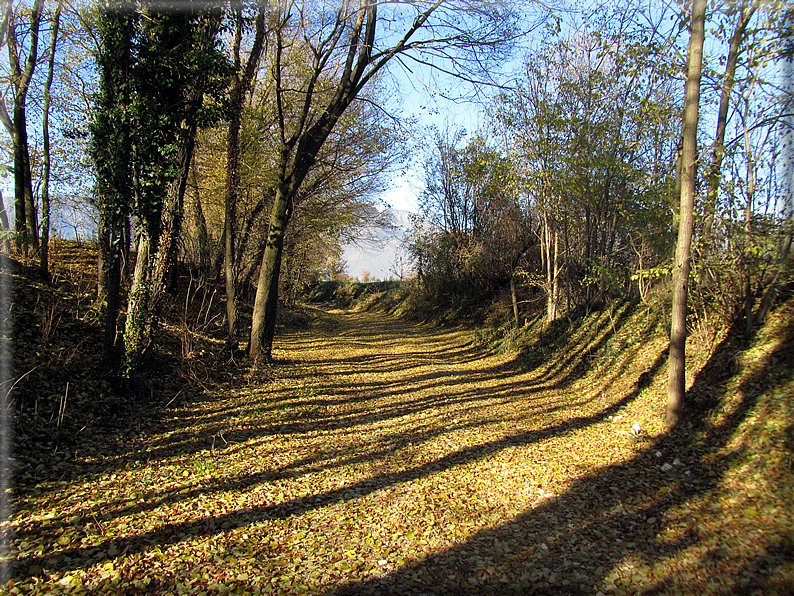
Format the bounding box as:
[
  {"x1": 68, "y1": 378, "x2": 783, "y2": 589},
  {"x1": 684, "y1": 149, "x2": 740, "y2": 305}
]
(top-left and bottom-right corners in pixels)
[{"x1": 3, "y1": 258, "x2": 793, "y2": 594}]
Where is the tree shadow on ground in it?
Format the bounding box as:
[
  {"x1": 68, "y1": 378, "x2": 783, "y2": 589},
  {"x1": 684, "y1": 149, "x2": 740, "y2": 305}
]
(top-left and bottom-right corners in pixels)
[
  {"x1": 13, "y1": 302, "x2": 647, "y2": 501},
  {"x1": 327, "y1": 313, "x2": 794, "y2": 595},
  {"x1": 15, "y1": 299, "x2": 784, "y2": 594},
  {"x1": 8, "y1": 318, "x2": 667, "y2": 581}
]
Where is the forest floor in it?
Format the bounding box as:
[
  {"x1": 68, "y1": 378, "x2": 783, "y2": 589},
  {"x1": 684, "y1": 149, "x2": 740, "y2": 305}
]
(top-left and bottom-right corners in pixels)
[{"x1": 3, "y1": 245, "x2": 794, "y2": 595}]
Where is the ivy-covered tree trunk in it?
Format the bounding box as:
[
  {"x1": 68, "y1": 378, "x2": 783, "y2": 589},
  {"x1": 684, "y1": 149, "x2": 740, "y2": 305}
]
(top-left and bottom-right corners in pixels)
[
  {"x1": 125, "y1": 228, "x2": 153, "y2": 363},
  {"x1": 146, "y1": 119, "x2": 199, "y2": 311},
  {"x1": 120, "y1": 4, "x2": 228, "y2": 370},
  {"x1": 91, "y1": 1, "x2": 136, "y2": 367}
]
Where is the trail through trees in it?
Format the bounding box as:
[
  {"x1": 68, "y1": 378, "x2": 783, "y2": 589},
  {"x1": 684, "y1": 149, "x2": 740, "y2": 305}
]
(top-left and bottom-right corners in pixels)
[{"x1": 7, "y1": 300, "x2": 794, "y2": 593}]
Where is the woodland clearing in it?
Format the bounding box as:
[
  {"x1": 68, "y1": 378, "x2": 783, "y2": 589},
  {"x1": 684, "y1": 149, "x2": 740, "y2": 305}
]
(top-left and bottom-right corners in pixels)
[{"x1": 3, "y1": 246, "x2": 794, "y2": 595}]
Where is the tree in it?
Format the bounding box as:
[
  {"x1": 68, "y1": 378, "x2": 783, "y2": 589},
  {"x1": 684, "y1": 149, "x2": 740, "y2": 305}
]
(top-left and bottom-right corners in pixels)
[
  {"x1": 667, "y1": 0, "x2": 706, "y2": 427},
  {"x1": 90, "y1": 0, "x2": 136, "y2": 366},
  {"x1": 223, "y1": 2, "x2": 267, "y2": 351},
  {"x1": 700, "y1": 0, "x2": 758, "y2": 251},
  {"x1": 122, "y1": 1, "x2": 229, "y2": 368},
  {"x1": 0, "y1": 0, "x2": 45, "y2": 255},
  {"x1": 495, "y1": 6, "x2": 681, "y2": 318},
  {"x1": 410, "y1": 128, "x2": 528, "y2": 314},
  {"x1": 90, "y1": 0, "x2": 231, "y2": 369},
  {"x1": 247, "y1": 0, "x2": 519, "y2": 362},
  {"x1": 40, "y1": 0, "x2": 64, "y2": 278}
]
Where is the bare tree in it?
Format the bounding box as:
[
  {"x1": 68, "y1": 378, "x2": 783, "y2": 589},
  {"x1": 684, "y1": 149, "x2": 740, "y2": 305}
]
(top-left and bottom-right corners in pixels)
[
  {"x1": 224, "y1": 3, "x2": 267, "y2": 351},
  {"x1": 667, "y1": 0, "x2": 706, "y2": 427},
  {"x1": 0, "y1": 0, "x2": 45, "y2": 255}
]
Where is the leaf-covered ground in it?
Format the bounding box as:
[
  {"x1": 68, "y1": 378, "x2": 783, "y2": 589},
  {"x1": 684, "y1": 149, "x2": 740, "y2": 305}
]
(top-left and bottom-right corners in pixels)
[{"x1": 3, "y1": 265, "x2": 794, "y2": 594}]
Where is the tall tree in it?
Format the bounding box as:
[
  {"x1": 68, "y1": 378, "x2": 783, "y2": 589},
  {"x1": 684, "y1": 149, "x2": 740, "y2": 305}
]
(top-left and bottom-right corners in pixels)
[
  {"x1": 248, "y1": 0, "x2": 519, "y2": 361},
  {"x1": 0, "y1": 0, "x2": 45, "y2": 255},
  {"x1": 90, "y1": 0, "x2": 136, "y2": 366},
  {"x1": 40, "y1": 0, "x2": 64, "y2": 278},
  {"x1": 224, "y1": 2, "x2": 267, "y2": 351},
  {"x1": 123, "y1": 1, "x2": 229, "y2": 368},
  {"x1": 667, "y1": 0, "x2": 706, "y2": 427},
  {"x1": 700, "y1": 0, "x2": 758, "y2": 249}
]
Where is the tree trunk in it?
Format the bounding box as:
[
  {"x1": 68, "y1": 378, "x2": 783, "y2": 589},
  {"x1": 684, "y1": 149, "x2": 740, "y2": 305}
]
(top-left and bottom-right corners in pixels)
[
  {"x1": 6, "y1": 0, "x2": 44, "y2": 255},
  {"x1": 249, "y1": 183, "x2": 292, "y2": 362},
  {"x1": 510, "y1": 272, "x2": 519, "y2": 328},
  {"x1": 40, "y1": 0, "x2": 62, "y2": 279},
  {"x1": 190, "y1": 162, "x2": 210, "y2": 276},
  {"x1": 104, "y1": 214, "x2": 122, "y2": 365},
  {"x1": 125, "y1": 230, "x2": 153, "y2": 365},
  {"x1": 123, "y1": 211, "x2": 131, "y2": 285},
  {"x1": 146, "y1": 126, "x2": 198, "y2": 314},
  {"x1": 223, "y1": 6, "x2": 266, "y2": 351},
  {"x1": 120, "y1": 10, "x2": 223, "y2": 370},
  {"x1": 667, "y1": 0, "x2": 706, "y2": 427},
  {"x1": 224, "y1": 103, "x2": 241, "y2": 350},
  {"x1": 743, "y1": 98, "x2": 756, "y2": 338},
  {"x1": 11, "y1": 105, "x2": 35, "y2": 253},
  {"x1": 126, "y1": 117, "x2": 201, "y2": 368},
  {"x1": 97, "y1": 211, "x2": 109, "y2": 302},
  {"x1": 91, "y1": 5, "x2": 135, "y2": 367},
  {"x1": 701, "y1": 1, "x2": 757, "y2": 249},
  {"x1": 552, "y1": 228, "x2": 559, "y2": 321},
  {"x1": 543, "y1": 213, "x2": 559, "y2": 324},
  {"x1": 671, "y1": 134, "x2": 683, "y2": 240}
]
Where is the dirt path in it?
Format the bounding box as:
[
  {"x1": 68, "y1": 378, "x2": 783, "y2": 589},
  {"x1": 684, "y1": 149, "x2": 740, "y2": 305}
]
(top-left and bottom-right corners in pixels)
[{"x1": 8, "y1": 306, "x2": 692, "y2": 594}]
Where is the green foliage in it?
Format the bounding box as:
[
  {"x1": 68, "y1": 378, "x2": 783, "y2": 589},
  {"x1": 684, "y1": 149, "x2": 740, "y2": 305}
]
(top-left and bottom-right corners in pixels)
[
  {"x1": 89, "y1": 2, "x2": 136, "y2": 217},
  {"x1": 131, "y1": 3, "x2": 231, "y2": 224},
  {"x1": 91, "y1": 0, "x2": 232, "y2": 228},
  {"x1": 630, "y1": 264, "x2": 672, "y2": 282}
]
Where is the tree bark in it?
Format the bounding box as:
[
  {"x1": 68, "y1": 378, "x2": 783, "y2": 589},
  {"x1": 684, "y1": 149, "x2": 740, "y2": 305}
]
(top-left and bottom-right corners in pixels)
[
  {"x1": 125, "y1": 230, "x2": 153, "y2": 364},
  {"x1": 6, "y1": 0, "x2": 44, "y2": 255},
  {"x1": 667, "y1": 0, "x2": 706, "y2": 427},
  {"x1": 510, "y1": 273, "x2": 520, "y2": 328},
  {"x1": 40, "y1": 0, "x2": 63, "y2": 279},
  {"x1": 543, "y1": 212, "x2": 559, "y2": 323},
  {"x1": 249, "y1": 181, "x2": 291, "y2": 362},
  {"x1": 224, "y1": 6, "x2": 266, "y2": 351},
  {"x1": 701, "y1": 1, "x2": 757, "y2": 248}
]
